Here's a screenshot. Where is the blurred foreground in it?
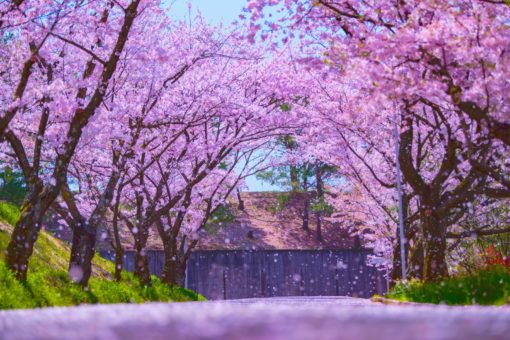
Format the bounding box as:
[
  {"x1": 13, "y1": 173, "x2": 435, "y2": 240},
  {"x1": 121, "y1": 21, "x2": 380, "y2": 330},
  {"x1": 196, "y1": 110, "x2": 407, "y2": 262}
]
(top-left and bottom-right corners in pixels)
[{"x1": 1, "y1": 296, "x2": 509, "y2": 340}]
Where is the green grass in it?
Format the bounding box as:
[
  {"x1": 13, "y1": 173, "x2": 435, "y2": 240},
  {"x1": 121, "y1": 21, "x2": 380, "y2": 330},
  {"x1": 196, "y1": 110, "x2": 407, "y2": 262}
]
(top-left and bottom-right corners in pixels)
[
  {"x1": 0, "y1": 201, "x2": 205, "y2": 310},
  {"x1": 0, "y1": 200, "x2": 20, "y2": 226},
  {"x1": 387, "y1": 266, "x2": 510, "y2": 305}
]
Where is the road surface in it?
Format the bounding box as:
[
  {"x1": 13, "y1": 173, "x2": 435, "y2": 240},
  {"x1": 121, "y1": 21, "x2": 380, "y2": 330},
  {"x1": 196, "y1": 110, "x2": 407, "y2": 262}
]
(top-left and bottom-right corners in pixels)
[{"x1": 1, "y1": 296, "x2": 509, "y2": 340}]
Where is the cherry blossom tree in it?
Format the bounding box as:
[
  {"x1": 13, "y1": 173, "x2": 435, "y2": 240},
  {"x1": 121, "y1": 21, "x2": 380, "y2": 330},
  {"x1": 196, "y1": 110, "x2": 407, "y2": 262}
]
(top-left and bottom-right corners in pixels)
[
  {"x1": 153, "y1": 148, "x2": 269, "y2": 286},
  {"x1": 246, "y1": 0, "x2": 510, "y2": 281},
  {"x1": 1, "y1": 0, "x2": 63, "y2": 138},
  {"x1": 119, "y1": 63, "x2": 300, "y2": 285},
  {"x1": 0, "y1": 0, "x2": 152, "y2": 281},
  {"x1": 3, "y1": 0, "x2": 507, "y2": 288},
  {"x1": 47, "y1": 14, "x2": 242, "y2": 287}
]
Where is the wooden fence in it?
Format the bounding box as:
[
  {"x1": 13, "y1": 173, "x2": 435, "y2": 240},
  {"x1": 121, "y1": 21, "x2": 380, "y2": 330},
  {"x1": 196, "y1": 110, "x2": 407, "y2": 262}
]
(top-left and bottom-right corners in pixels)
[{"x1": 102, "y1": 249, "x2": 388, "y2": 300}]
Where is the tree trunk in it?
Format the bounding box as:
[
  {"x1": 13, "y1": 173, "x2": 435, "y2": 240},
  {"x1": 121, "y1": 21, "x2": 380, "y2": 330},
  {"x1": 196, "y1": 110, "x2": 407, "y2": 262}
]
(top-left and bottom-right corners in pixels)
[
  {"x1": 290, "y1": 165, "x2": 300, "y2": 191},
  {"x1": 112, "y1": 187, "x2": 124, "y2": 282},
  {"x1": 391, "y1": 197, "x2": 409, "y2": 285},
  {"x1": 114, "y1": 247, "x2": 124, "y2": 282},
  {"x1": 422, "y1": 212, "x2": 448, "y2": 281},
  {"x1": 133, "y1": 238, "x2": 151, "y2": 286},
  {"x1": 160, "y1": 235, "x2": 186, "y2": 287},
  {"x1": 409, "y1": 240, "x2": 424, "y2": 280},
  {"x1": 236, "y1": 188, "x2": 245, "y2": 211},
  {"x1": 391, "y1": 237, "x2": 403, "y2": 286},
  {"x1": 68, "y1": 222, "x2": 96, "y2": 287},
  {"x1": 316, "y1": 211, "x2": 323, "y2": 242},
  {"x1": 161, "y1": 256, "x2": 186, "y2": 287},
  {"x1": 302, "y1": 171, "x2": 309, "y2": 231},
  {"x1": 391, "y1": 234, "x2": 424, "y2": 286},
  {"x1": 315, "y1": 164, "x2": 323, "y2": 242},
  {"x1": 302, "y1": 197, "x2": 310, "y2": 231},
  {"x1": 5, "y1": 192, "x2": 46, "y2": 281}
]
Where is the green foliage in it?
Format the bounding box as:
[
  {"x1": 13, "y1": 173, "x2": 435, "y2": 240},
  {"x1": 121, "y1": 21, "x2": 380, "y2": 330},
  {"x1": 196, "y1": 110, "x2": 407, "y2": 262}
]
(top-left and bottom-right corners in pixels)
[
  {"x1": 277, "y1": 135, "x2": 297, "y2": 149},
  {"x1": 218, "y1": 161, "x2": 229, "y2": 170},
  {"x1": 280, "y1": 103, "x2": 292, "y2": 112},
  {"x1": 387, "y1": 266, "x2": 510, "y2": 305},
  {"x1": 0, "y1": 203, "x2": 205, "y2": 310},
  {"x1": 268, "y1": 192, "x2": 291, "y2": 214},
  {"x1": 0, "y1": 167, "x2": 26, "y2": 205},
  {"x1": 311, "y1": 197, "x2": 334, "y2": 215},
  {"x1": 256, "y1": 158, "x2": 339, "y2": 194},
  {"x1": 204, "y1": 204, "x2": 236, "y2": 234},
  {"x1": 256, "y1": 167, "x2": 294, "y2": 190}
]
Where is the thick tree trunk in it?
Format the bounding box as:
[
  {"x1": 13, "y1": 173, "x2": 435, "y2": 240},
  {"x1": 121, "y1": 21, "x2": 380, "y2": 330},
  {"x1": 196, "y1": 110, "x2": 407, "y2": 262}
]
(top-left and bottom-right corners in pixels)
[
  {"x1": 409, "y1": 240, "x2": 424, "y2": 280},
  {"x1": 68, "y1": 222, "x2": 96, "y2": 287},
  {"x1": 160, "y1": 235, "x2": 186, "y2": 286},
  {"x1": 161, "y1": 256, "x2": 186, "y2": 287},
  {"x1": 422, "y1": 213, "x2": 448, "y2": 281},
  {"x1": 391, "y1": 231, "x2": 404, "y2": 285},
  {"x1": 61, "y1": 174, "x2": 117, "y2": 287},
  {"x1": 5, "y1": 188, "x2": 46, "y2": 281},
  {"x1": 6, "y1": 205, "x2": 43, "y2": 281},
  {"x1": 391, "y1": 234, "x2": 424, "y2": 284},
  {"x1": 133, "y1": 238, "x2": 151, "y2": 286}
]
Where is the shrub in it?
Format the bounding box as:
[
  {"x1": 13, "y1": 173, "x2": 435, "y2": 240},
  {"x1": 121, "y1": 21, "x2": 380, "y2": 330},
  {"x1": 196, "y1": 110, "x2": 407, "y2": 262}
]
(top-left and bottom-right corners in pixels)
[{"x1": 387, "y1": 266, "x2": 510, "y2": 305}]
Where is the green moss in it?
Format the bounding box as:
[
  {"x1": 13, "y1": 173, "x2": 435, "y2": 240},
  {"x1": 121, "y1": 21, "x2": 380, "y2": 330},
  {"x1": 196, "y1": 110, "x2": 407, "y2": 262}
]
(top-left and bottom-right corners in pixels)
[
  {"x1": 387, "y1": 266, "x2": 510, "y2": 305},
  {"x1": 0, "y1": 202, "x2": 205, "y2": 310}
]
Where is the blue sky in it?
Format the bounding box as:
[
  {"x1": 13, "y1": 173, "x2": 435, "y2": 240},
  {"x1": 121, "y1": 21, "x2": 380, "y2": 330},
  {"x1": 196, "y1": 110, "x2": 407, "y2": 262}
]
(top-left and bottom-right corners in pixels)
[
  {"x1": 167, "y1": 0, "x2": 246, "y2": 25},
  {"x1": 166, "y1": 1, "x2": 281, "y2": 192}
]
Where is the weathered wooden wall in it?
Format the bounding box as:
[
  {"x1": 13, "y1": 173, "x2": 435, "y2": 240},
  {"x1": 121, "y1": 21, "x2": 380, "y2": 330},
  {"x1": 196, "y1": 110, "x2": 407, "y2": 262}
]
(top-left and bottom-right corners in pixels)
[{"x1": 103, "y1": 249, "x2": 387, "y2": 300}]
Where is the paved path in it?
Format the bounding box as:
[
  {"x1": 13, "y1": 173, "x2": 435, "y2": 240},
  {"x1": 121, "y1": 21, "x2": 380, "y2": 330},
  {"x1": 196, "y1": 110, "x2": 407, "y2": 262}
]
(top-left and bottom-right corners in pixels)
[{"x1": 1, "y1": 296, "x2": 509, "y2": 340}]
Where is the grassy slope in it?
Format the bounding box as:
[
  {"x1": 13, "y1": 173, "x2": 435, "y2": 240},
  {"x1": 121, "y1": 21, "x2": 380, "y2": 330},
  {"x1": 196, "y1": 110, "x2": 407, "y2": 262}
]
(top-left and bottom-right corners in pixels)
[
  {"x1": 0, "y1": 202, "x2": 205, "y2": 310},
  {"x1": 387, "y1": 267, "x2": 510, "y2": 305}
]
